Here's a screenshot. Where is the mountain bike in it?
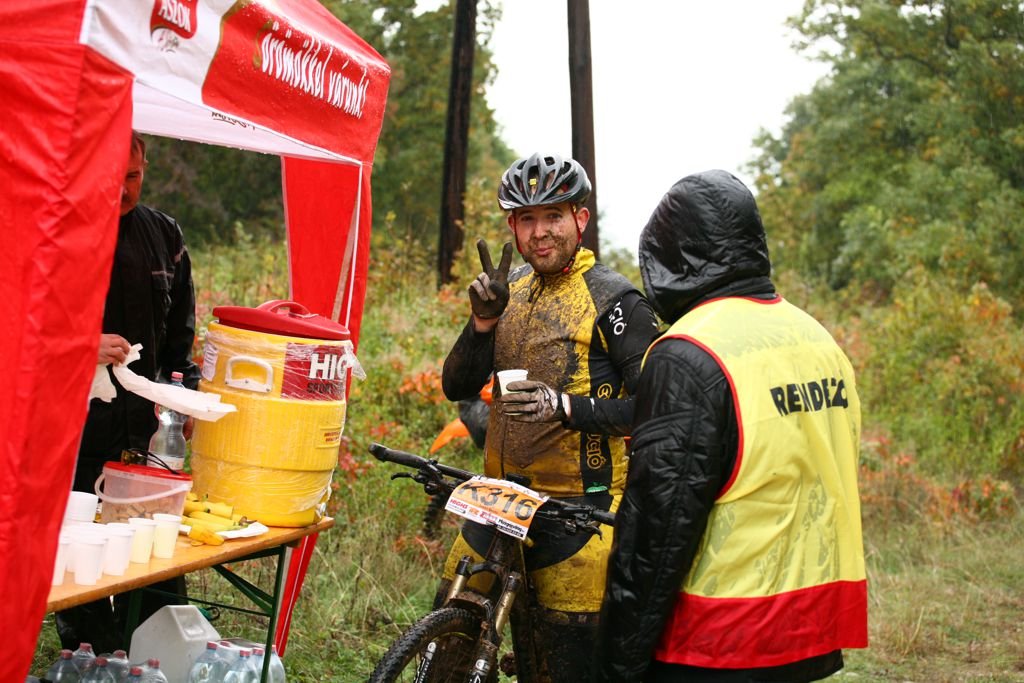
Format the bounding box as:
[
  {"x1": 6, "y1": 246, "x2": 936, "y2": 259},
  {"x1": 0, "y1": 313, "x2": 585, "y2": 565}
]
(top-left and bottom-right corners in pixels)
[{"x1": 366, "y1": 442, "x2": 615, "y2": 683}]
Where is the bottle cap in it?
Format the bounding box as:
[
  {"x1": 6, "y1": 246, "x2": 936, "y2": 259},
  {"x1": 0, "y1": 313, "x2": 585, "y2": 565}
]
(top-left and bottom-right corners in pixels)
[{"x1": 171, "y1": 371, "x2": 184, "y2": 381}]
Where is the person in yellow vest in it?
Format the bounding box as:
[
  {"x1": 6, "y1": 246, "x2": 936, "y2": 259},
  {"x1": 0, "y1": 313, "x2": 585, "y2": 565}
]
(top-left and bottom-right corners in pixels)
[{"x1": 594, "y1": 169, "x2": 867, "y2": 682}]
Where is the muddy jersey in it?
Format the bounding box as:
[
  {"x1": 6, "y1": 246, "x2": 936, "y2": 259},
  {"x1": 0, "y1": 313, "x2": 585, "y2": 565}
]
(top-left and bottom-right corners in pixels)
[{"x1": 488, "y1": 248, "x2": 654, "y2": 497}]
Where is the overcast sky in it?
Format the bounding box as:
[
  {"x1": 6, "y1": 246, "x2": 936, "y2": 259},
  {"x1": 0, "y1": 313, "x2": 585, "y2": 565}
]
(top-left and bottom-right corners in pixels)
[{"x1": 484, "y1": 1, "x2": 830, "y2": 254}]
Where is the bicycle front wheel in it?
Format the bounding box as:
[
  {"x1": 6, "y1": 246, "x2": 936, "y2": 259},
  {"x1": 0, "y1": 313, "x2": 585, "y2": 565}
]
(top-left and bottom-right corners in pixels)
[{"x1": 369, "y1": 607, "x2": 486, "y2": 683}]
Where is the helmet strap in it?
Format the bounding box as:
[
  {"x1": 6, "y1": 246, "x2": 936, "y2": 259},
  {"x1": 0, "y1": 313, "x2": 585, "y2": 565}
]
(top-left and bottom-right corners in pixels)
[
  {"x1": 509, "y1": 214, "x2": 525, "y2": 255},
  {"x1": 561, "y1": 205, "x2": 583, "y2": 274}
]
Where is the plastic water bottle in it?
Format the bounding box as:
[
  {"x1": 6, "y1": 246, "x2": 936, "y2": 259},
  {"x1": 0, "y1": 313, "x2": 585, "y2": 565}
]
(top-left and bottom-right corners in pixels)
[
  {"x1": 187, "y1": 641, "x2": 225, "y2": 683},
  {"x1": 215, "y1": 640, "x2": 238, "y2": 674},
  {"x1": 148, "y1": 371, "x2": 188, "y2": 470},
  {"x1": 222, "y1": 648, "x2": 257, "y2": 683},
  {"x1": 71, "y1": 644, "x2": 96, "y2": 674},
  {"x1": 105, "y1": 650, "x2": 129, "y2": 683},
  {"x1": 124, "y1": 667, "x2": 144, "y2": 683},
  {"x1": 81, "y1": 657, "x2": 115, "y2": 683},
  {"x1": 268, "y1": 646, "x2": 286, "y2": 683},
  {"x1": 139, "y1": 659, "x2": 169, "y2": 683},
  {"x1": 46, "y1": 649, "x2": 81, "y2": 682},
  {"x1": 250, "y1": 648, "x2": 264, "y2": 679}
]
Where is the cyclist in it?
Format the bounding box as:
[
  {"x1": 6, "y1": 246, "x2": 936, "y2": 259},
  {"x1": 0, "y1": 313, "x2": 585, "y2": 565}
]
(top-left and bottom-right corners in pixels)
[
  {"x1": 594, "y1": 170, "x2": 867, "y2": 682},
  {"x1": 440, "y1": 153, "x2": 660, "y2": 679}
]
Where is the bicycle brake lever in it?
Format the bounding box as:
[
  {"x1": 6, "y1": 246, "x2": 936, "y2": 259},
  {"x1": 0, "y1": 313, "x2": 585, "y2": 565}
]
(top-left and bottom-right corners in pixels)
[{"x1": 391, "y1": 472, "x2": 413, "y2": 481}]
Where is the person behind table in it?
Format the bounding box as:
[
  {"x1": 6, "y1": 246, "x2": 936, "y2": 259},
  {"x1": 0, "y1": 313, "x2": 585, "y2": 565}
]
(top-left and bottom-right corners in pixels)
[
  {"x1": 56, "y1": 132, "x2": 200, "y2": 653},
  {"x1": 440, "y1": 153, "x2": 661, "y2": 679},
  {"x1": 594, "y1": 169, "x2": 867, "y2": 682}
]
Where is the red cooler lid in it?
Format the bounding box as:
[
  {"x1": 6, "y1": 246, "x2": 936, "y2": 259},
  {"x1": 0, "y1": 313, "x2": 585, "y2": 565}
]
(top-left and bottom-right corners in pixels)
[
  {"x1": 212, "y1": 300, "x2": 351, "y2": 341},
  {"x1": 103, "y1": 461, "x2": 192, "y2": 482}
]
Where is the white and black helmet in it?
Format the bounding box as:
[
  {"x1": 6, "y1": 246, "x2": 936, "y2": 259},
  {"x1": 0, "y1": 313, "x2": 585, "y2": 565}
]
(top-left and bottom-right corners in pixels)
[{"x1": 497, "y1": 153, "x2": 591, "y2": 211}]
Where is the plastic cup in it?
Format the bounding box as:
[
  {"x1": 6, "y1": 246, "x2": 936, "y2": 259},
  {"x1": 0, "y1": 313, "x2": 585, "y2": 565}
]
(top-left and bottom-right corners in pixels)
[
  {"x1": 63, "y1": 491, "x2": 99, "y2": 524},
  {"x1": 497, "y1": 369, "x2": 528, "y2": 394},
  {"x1": 151, "y1": 514, "x2": 182, "y2": 559},
  {"x1": 102, "y1": 525, "x2": 135, "y2": 576},
  {"x1": 62, "y1": 522, "x2": 107, "y2": 574},
  {"x1": 72, "y1": 536, "x2": 106, "y2": 585},
  {"x1": 52, "y1": 534, "x2": 70, "y2": 586},
  {"x1": 128, "y1": 518, "x2": 158, "y2": 563}
]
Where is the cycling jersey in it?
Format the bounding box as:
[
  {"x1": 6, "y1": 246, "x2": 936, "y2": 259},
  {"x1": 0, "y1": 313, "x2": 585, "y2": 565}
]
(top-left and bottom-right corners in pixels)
[{"x1": 442, "y1": 248, "x2": 659, "y2": 498}]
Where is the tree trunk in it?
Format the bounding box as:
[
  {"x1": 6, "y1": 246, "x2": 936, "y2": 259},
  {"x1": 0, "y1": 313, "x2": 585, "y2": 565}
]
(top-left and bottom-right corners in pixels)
[
  {"x1": 438, "y1": 0, "x2": 478, "y2": 286},
  {"x1": 567, "y1": 0, "x2": 598, "y2": 258}
]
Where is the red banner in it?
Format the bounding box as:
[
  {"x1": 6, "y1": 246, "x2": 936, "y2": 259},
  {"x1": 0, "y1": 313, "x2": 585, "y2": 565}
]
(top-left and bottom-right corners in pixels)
[{"x1": 202, "y1": 0, "x2": 389, "y2": 162}]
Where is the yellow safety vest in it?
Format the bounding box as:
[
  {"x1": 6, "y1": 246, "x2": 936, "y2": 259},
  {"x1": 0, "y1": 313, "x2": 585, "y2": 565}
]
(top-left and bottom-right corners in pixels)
[{"x1": 646, "y1": 296, "x2": 867, "y2": 668}]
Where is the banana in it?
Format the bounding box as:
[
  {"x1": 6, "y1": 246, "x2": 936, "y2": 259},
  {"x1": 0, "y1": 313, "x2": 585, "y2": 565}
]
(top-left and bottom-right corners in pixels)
[
  {"x1": 205, "y1": 501, "x2": 233, "y2": 518},
  {"x1": 186, "y1": 514, "x2": 233, "y2": 532},
  {"x1": 190, "y1": 510, "x2": 236, "y2": 525},
  {"x1": 183, "y1": 501, "x2": 207, "y2": 515},
  {"x1": 187, "y1": 524, "x2": 225, "y2": 546}
]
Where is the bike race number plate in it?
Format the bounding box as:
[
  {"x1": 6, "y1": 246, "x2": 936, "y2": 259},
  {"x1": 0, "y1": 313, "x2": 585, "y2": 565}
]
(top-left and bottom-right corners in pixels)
[{"x1": 445, "y1": 476, "x2": 549, "y2": 540}]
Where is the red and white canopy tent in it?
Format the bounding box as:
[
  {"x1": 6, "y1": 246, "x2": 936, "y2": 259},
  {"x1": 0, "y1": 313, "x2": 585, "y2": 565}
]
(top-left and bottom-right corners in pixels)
[{"x1": 0, "y1": 1, "x2": 389, "y2": 678}]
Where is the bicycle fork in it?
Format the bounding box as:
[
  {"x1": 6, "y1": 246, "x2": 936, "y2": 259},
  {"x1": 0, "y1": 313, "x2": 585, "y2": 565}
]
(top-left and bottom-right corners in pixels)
[{"x1": 465, "y1": 571, "x2": 522, "y2": 682}]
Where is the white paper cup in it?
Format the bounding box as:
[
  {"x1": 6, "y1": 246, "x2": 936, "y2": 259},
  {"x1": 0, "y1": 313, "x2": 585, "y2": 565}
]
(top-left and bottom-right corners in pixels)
[
  {"x1": 52, "y1": 535, "x2": 70, "y2": 586},
  {"x1": 62, "y1": 522, "x2": 106, "y2": 575},
  {"x1": 151, "y1": 514, "x2": 182, "y2": 559},
  {"x1": 127, "y1": 518, "x2": 157, "y2": 563},
  {"x1": 63, "y1": 491, "x2": 99, "y2": 524},
  {"x1": 72, "y1": 536, "x2": 106, "y2": 585},
  {"x1": 497, "y1": 369, "x2": 528, "y2": 394},
  {"x1": 102, "y1": 526, "x2": 135, "y2": 576}
]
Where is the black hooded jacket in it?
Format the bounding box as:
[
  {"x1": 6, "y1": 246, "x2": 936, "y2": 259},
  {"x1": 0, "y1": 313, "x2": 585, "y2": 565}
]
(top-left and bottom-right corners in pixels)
[
  {"x1": 75, "y1": 204, "x2": 200, "y2": 491},
  {"x1": 594, "y1": 171, "x2": 842, "y2": 682}
]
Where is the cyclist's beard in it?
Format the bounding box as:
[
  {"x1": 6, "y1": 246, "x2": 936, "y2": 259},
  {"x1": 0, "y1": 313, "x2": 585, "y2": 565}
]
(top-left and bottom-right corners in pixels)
[{"x1": 522, "y1": 231, "x2": 577, "y2": 275}]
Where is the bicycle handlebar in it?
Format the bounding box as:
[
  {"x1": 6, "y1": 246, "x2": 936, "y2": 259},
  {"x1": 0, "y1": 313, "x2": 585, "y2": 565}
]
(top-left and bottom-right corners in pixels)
[{"x1": 368, "y1": 442, "x2": 616, "y2": 527}]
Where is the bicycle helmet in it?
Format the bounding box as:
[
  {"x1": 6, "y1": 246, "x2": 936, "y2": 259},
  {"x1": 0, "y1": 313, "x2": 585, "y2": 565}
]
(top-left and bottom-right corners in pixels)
[{"x1": 497, "y1": 154, "x2": 591, "y2": 211}]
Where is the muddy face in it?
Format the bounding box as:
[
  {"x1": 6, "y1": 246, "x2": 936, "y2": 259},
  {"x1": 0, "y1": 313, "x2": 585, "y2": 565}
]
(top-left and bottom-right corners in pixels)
[{"x1": 509, "y1": 202, "x2": 587, "y2": 275}]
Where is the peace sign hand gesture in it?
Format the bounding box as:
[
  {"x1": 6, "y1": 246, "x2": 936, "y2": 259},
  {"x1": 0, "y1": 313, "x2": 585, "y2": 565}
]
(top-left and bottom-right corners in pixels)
[{"x1": 468, "y1": 239, "x2": 513, "y2": 320}]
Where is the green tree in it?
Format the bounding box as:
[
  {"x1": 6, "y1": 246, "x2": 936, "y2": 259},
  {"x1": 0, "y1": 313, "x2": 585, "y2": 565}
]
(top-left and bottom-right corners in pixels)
[
  {"x1": 326, "y1": 0, "x2": 514, "y2": 247},
  {"x1": 752, "y1": 0, "x2": 1024, "y2": 303},
  {"x1": 751, "y1": 1, "x2": 1024, "y2": 477}
]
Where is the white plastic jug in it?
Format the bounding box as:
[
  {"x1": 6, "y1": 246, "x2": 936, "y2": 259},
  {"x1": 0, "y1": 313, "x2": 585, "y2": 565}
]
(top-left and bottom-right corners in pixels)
[{"x1": 129, "y1": 605, "x2": 220, "y2": 683}]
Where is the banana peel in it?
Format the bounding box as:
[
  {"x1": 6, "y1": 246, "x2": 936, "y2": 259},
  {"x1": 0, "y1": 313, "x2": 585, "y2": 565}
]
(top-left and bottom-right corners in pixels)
[{"x1": 187, "y1": 524, "x2": 224, "y2": 546}]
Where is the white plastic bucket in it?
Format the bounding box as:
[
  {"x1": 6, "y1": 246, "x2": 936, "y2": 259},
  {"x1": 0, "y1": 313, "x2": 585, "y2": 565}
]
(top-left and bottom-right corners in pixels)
[{"x1": 95, "y1": 463, "x2": 192, "y2": 523}]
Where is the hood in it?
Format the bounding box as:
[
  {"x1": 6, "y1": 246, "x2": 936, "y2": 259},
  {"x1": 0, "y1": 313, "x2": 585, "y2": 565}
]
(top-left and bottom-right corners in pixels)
[{"x1": 638, "y1": 169, "x2": 771, "y2": 323}]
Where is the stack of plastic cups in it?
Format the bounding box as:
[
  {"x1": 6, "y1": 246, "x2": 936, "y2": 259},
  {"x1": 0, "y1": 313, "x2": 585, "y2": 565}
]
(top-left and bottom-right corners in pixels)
[
  {"x1": 63, "y1": 492, "x2": 99, "y2": 525},
  {"x1": 66, "y1": 524, "x2": 109, "y2": 586},
  {"x1": 52, "y1": 533, "x2": 71, "y2": 587}
]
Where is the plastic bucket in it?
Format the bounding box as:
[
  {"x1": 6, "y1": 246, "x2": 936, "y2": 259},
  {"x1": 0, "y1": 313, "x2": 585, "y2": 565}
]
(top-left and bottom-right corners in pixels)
[{"x1": 95, "y1": 463, "x2": 192, "y2": 523}]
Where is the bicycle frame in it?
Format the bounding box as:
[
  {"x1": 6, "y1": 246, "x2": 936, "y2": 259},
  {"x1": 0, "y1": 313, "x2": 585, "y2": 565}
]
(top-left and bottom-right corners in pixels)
[
  {"x1": 441, "y1": 525, "x2": 542, "y2": 680},
  {"x1": 367, "y1": 442, "x2": 614, "y2": 683}
]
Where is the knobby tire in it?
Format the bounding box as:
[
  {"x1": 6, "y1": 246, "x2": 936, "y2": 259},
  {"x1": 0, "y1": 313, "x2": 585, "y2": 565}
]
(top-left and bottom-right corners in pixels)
[{"x1": 368, "y1": 607, "x2": 487, "y2": 683}]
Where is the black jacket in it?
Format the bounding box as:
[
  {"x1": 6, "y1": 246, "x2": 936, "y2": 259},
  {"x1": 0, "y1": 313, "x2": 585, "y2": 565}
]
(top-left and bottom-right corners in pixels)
[
  {"x1": 594, "y1": 171, "x2": 841, "y2": 682},
  {"x1": 75, "y1": 204, "x2": 199, "y2": 491}
]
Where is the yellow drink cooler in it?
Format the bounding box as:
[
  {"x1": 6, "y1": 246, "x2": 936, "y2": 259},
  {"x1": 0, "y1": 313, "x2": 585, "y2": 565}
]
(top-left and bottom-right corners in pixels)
[{"x1": 191, "y1": 300, "x2": 360, "y2": 526}]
